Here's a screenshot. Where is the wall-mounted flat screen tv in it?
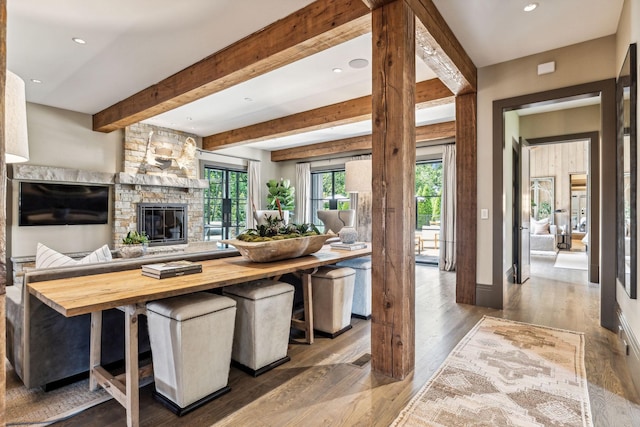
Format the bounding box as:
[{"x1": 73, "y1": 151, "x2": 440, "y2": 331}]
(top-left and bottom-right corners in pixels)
[{"x1": 19, "y1": 182, "x2": 110, "y2": 226}]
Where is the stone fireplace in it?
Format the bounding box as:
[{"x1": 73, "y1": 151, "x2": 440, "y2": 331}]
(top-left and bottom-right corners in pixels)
[{"x1": 114, "y1": 123, "x2": 208, "y2": 249}]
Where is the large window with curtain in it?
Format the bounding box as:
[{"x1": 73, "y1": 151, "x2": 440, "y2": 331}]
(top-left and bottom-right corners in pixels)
[
  {"x1": 310, "y1": 170, "x2": 350, "y2": 227},
  {"x1": 203, "y1": 166, "x2": 248, "y2": 243},
  {"x1": 415, "y1": 161, "x2": 443, "y2": 229}
]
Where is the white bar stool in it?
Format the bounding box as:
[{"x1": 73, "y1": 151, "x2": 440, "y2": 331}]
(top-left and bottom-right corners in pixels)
[{"x1": 146, "y1": 292, "x2": 236, "y2": 415}]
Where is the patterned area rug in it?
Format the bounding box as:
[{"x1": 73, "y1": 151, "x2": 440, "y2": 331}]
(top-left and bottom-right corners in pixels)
[
  {"x1": 5, "y1": 361, "x2": 112, "y2": 426},
  {"x1": 392, "y1": 316, "x2": 592, "y2": 427}
]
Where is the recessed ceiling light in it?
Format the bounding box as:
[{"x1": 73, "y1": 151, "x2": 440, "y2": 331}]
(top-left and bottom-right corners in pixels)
[
  {"x1": 244, "y1": 97, "x2": 253, "y2": 102},
  {"x1": 72, "y1": 37, "x2": 86, "y2": 45},
  {"x1": 349, "y1": 58, "x2": 369, "y2": 69},
  {"x1": 30, "y1": 78, "x2": 42, "y2": 84},
  {"x1": 524, "y1": 3, "x2": 538, "y2": 12},
  {"x1": 332, "y1": 68, "x2": 343, "y2": 73}
]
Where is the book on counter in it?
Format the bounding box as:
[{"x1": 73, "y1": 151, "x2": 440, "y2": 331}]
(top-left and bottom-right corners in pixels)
[
  {"x1": 330, "y1": 242, "x2": 368, "y2": 251},
  {"x1": 141, "y1": 260, "x2": 202, "y2": 279}
]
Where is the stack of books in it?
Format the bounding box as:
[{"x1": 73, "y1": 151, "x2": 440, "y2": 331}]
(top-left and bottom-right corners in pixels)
[
  {"x1": 141, "y1": 260, "x2": 202, "y2": 279},
  {"x1": 330, "y1": 242, "x2": 368, "y2": 251}
]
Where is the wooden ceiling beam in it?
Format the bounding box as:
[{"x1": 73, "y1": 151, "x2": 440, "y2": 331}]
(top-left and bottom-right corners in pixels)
[
  {"x1": 92, "y1": 0, "x2": 371, "y2": 133},
  {"x1": 406, "y1": 0, "x2": 476, "y2": 94},
  {"x1": 270, "y1": 120, "x2": 455, "y2": 162},
  {"x1": 203, "y1": 78, "x2": 453, "y2": 150}
]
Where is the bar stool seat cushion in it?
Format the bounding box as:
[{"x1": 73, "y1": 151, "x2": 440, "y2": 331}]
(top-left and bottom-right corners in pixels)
[
  {"x1": 336, "y1": 256, "x2": 372, "y2": 319},
  {"x1": 224, "y1": 280, "x2": 295, "y2": 376},
  {"x1": 311, "y1": 266, "x2": 356, "y2": 337},
  {"x1": 146, "y1": 292, "x2": 236, "y2": 415}
]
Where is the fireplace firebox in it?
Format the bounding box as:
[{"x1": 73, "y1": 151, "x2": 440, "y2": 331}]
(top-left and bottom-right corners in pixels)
[{"x1": 137, "y1": 203, "x2": 187, "y2": 246}]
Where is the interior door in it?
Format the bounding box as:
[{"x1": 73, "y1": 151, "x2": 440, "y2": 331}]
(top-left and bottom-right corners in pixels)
[{"x1": 512, "y1": 137, "x2": 531, "y2": 284}]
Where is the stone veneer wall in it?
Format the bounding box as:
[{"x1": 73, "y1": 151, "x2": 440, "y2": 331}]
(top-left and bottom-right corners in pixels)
[{"x1": 116, "y1": 123, "x2": 207, "y2": 247}]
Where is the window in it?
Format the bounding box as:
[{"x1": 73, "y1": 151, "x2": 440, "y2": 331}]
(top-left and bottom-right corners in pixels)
[
  {"x1": 203, "y1": 166, "x2": 248, "y2": 244},
  {"x1": 415, "y1": 161, "x2": 443, "y2": 229},
  {"x1": 310, "y1": 170, "x2": 350, "y2": 228}
]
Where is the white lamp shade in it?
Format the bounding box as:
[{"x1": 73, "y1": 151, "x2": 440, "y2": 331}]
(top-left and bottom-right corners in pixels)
[
  {"x1": 5, "y1": 70, "x2": 29, "y2": 163},
  {"x1": 345, "y1": 159, "x2": 372, "y2": 193}
]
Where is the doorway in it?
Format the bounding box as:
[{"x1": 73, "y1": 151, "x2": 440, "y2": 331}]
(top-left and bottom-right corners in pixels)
[
  {"x1": 491, "y1": 80, "x2": 616, "y2": 330},
  {"x1": 203, "y1": 166, "x2": 248, "y2": 244}
]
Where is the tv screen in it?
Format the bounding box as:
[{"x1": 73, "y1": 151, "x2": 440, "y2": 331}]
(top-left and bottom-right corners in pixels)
[{"x1": 19, "y1": 182, "x2": 110, "y2": 226}]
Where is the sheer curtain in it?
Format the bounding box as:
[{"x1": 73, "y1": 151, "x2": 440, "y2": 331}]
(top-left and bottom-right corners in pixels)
[
  {"x1": 247, "y1": 160, "x2": 261, "y2": 229},
  {"x1": 440, "y1": 145, "x2": 456, "y2": 271},
  {"x1": 295, "y1": 162, "x2": 311, "y2": 224}
]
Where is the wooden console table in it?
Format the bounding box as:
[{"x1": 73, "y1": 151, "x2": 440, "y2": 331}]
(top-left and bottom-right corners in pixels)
[{"x1": 27, "y1": 245, "x2": 371, "y2": 427}]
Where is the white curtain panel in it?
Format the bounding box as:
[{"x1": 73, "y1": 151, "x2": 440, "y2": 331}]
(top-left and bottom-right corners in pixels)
[
  {"x1": 247, "y1": 160, "x2": 261, "y2": 229},
  {"x1": 295, "y1": 162, "x2": 311, "y2": 224},
  {"x1": 440, "y1": 145, "x2": 456, "y2": 271}
]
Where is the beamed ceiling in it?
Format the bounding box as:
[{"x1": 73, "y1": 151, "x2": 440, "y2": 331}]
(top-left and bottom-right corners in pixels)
[{"x1": 7, "y1": 0, "x2": 622, "y2": 160}]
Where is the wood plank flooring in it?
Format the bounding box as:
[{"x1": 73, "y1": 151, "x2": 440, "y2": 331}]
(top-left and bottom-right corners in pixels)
[{"x1": 54, "y1": 257, "x2": 640, "y2": 426}]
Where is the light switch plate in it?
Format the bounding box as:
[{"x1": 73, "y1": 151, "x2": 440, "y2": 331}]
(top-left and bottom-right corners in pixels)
[{"x1": 481, "y1": 209, "x2": 489, "y2": 219}]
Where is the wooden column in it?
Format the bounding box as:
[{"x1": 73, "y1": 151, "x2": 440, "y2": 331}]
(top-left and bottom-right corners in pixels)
[
  {"x1": 370, "y1": 0, "x2": 416, "y2": 379},
  {"x1": 455, "y1": 92, "x2": 477, "y2": 304},
  {"x1": 1, "y1": 0, "x2": 7, "y2": 423}
]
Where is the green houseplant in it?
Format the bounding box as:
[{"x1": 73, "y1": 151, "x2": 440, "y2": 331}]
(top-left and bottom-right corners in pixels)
[
  {"x1": 120, "y1": 230, "x2": 149, "y2": 258},
  {"x1": 266, "y1": 178, "x2": 295, "y2": 214}
]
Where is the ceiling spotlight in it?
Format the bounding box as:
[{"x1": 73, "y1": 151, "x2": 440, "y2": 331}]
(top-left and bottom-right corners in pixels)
[
  {"x1": 72, "y1": 37, "x2": 86, "y2": 44},
  {"x1": 523, "y1": 3, "x2": 538, "y2": 12},
  {"x1": 349, "y1": 58, "x2": 369, "y2": 69},
  {"x1": 30, "y1": 78, "x2": 42, "y2": 84},
  {"x1": 332, "y1": 68, "x2": 343, "y2": 73}
]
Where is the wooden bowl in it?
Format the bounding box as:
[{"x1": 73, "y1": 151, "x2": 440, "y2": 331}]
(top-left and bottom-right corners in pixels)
[{"x1": 222, "y1": 234, "x2": 331, "y2": 262}]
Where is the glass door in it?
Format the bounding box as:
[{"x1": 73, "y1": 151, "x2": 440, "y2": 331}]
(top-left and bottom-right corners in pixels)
[{"x1": 203, "y1": 167, "x2": 248, "y2": 245}]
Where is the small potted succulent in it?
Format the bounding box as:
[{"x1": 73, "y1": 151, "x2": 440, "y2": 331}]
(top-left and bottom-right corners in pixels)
[{"x1": 120, "y1": 230, "x2": 149, "y2": 258}]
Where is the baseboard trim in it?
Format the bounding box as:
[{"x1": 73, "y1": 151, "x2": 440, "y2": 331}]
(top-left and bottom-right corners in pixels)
[
  {"x1": 476, "y1": 284, "x2": 502, "y2": 309},
  {"x1": 616, "y1": 307, "x2": 640, "y2": 397}
]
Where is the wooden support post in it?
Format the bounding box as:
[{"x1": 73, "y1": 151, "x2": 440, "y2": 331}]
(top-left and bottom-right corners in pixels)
[
  {"x1": 455, "y1": 93, "x2": 477, "y2": 304},
  {"x1": 370, "y1": 0, "x2": 416, "y2": 380}
]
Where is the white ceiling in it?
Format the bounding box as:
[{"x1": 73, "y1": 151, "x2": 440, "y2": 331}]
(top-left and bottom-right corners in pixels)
[{"x1": 6, "y1": 0, "x2": 624, "y2": 152}]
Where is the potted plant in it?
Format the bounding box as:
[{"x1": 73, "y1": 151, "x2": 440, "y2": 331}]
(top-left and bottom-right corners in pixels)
[
  {"x1": 266, "y1": 178, "x2": 295, "y2": 216},
  {"x1": 120, "y1": 230, "x2": 149, "y2": 258}
]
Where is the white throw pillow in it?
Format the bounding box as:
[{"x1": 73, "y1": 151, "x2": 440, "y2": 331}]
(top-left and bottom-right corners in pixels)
[
  {"x1": 79, "y1": 244, "x2": 113, "y2": 264},
  {"x1": 35, "y1": 243, "x2": 112, "y2": 269},
  {"x1": 35, "y1": 243, "x2": 79, "y2": 269},
  {"x1": 532, "y1": 220, "x2": 550, "y2": 235}
]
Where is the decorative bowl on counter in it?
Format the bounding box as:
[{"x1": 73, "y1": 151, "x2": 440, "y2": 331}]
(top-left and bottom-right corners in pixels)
[{"x1": 222, "y1": 234, "x2": 331, "y2": 262}]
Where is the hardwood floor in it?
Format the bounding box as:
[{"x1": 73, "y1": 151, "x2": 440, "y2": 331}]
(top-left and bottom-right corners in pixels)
[{"x1": 56, "y1": 259, "x2": 640, "y2": 426}]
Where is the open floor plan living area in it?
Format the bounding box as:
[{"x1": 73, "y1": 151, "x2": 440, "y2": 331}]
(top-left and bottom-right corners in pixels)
[{"x1": 2, "y1": 0, "x2": 640, "y2": 425}]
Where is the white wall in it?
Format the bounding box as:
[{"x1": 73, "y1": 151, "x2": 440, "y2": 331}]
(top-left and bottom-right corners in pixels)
[
  {"x1": 477, "y1": 35, "x2": 617, "y2": 285},
  {"x1": 10, "y1": 103, "x2": 122, "y2": 256},
  {"x1": 616, "y1": 0, "x2": 640, "y2": 351}
]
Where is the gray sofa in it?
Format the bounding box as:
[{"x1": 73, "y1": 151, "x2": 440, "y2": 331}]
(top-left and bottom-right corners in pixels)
[{"x1": 5, "y1": 248, "x2": 238, "y2": 389}]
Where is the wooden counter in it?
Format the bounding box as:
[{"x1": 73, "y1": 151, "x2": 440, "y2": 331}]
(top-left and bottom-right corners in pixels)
[{"x1": 27, "y1": 244, "x2": 371, "y2": 427}]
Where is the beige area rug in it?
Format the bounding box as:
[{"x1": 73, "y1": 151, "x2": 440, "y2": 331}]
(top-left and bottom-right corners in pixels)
[
  {"x1": 392, "y1": 316, "x2": 592, "y2": 427},
  {"x1": 5, "y1": 361, "x2": 112, "y2": 426},
  {"x1": 554, "y1": 251, "x2": 588, "y2": 270}
]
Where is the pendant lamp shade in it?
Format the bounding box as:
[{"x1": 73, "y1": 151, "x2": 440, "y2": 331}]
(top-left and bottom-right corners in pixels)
[{"x1": 5, "y1": 70, "x2": 29, "y2": 163}]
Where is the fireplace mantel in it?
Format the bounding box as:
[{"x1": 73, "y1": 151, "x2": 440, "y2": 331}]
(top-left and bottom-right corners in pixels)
[{"x1": 116, "y1": 173, "x2": 208, "y2": 190}]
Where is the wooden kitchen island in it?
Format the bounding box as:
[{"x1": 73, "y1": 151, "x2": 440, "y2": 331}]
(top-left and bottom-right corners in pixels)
[{"x1": 27, "y1": 244, "x2": 371, "y2": 427}]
